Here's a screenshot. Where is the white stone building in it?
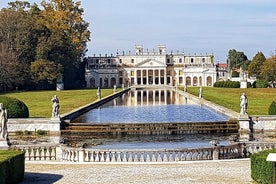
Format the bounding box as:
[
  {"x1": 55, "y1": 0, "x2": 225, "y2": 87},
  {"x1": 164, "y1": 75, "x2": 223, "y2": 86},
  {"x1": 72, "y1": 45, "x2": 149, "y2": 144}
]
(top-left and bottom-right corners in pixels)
[{"x1": 85, "y1": 45, "x2": 217, "y2": 88}]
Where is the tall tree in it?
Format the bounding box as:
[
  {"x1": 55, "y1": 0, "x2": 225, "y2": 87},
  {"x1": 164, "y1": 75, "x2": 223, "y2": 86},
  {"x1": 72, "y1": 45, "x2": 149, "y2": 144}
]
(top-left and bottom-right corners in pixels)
[
  {"x1": 260, "y1": 56, "x2": 276, "y2": 86},
  {"x1": 0, "y1": 43, "x2": 27, "y2": 90},
  {"x1": 38, "y1": 0, "x2": 90, "y2": 89},
  {"x1": 248, "y1": 52, "x2": 266, "y2": 78},
  {"x1": 31, "y1": 59, "x2": 63, "y2": 89},
  {"x1": 227, "y1": 49, "x2": 250, "y2": 70}
]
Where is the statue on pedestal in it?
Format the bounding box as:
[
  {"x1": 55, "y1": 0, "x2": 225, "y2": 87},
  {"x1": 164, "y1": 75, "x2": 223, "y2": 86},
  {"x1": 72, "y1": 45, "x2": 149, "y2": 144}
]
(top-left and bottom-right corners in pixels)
[
  {"x1": 97, "y1": 87, "x2": 101, "y2": 100},
  {"x1": 51, "y1": 95, "x2": 60, "y2": 118},
  {"x1": 240, "y1": 93, "x2": 248, "y2": 115},
  {"x1": 0, "y1": 103, "x2": 8, "y2": 141}
]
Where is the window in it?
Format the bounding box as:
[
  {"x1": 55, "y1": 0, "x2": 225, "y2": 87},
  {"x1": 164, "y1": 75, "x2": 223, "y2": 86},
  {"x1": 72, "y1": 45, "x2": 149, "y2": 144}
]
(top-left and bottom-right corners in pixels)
[
  {"x1": 131, "y1": 59, "x2": 134, "y2": 63},
  {"x1": 191, "y1": 58, "x2": 194, "y2": 63},
  {"x1": 202, "y1": 58, "x2": 205, "y2": 63},
  {"x1": 119, "y1": 59, "x2": 122, "y2": 63},
  {"x1": 167, "y1": 59, "x2": 170, "y2": 63},
  {"x1": 179, "y1": 58, "x2": 182, "y2": 63}
]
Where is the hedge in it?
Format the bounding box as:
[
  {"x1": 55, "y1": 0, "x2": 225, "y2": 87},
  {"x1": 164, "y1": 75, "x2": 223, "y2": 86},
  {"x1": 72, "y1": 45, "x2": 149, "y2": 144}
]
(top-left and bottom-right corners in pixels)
[
  {"x1": 213, "y1": 81, "x2": 240, "y2": 88},
  {"x1": 0, "y1": 150, "x2": 25, "y2": 184},
  {"x1": 0, "y1": 96, "x2": 29, "y2": 118},
  {"x1": 251, "y1": 149, "x2": 276, "y2": 184}
]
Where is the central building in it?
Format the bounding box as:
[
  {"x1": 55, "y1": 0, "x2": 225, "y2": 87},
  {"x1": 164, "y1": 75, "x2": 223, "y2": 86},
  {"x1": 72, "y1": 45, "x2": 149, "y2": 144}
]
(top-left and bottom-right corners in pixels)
[{"x1": 85, "y1": 45, "x2": 216, "y2": 88}]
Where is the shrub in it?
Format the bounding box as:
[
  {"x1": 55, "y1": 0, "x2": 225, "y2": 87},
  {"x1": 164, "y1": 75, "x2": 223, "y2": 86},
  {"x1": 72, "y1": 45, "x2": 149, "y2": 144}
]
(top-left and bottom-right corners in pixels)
[
  {"x1": 256, "y1": 79, "x2": 269, "y2": 88},
  {"x1": 0, "y1": 150, "x2": 25, "y2": 184},
  {"x1": 213, "y1": 81, "x2": 240, "y2": 88},
  {"x1": 268, "y1": 101, "x2": 276, "y2": 115},
  {"x1": 0, "y1": 96, "x2": 29, "y2": 118},
  {"x1": 251, "y1": 149, "x2": 276, "y2": 184}
]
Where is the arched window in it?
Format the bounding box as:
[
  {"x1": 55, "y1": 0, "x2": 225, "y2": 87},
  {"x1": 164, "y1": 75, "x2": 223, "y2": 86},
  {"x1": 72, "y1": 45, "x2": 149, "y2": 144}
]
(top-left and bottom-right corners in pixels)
[
  {"x1": 186, "y1": 77, "x2": 191, "y2": 86},
  {"x1": 193, "y1": 77, "x2": 198, "y2": 86},
  {"x1": 90, "y1": 78, "x2": 95, "y2": 88},
  {"x1": 111, "y1": 78, "x2": 116, "y2": 87},
  {"x1": 207, "y1": 76, "x2": 212, "y2": 86},
  {"x1": 104, "y1": 78, "x2": 108, "y2": 87}
]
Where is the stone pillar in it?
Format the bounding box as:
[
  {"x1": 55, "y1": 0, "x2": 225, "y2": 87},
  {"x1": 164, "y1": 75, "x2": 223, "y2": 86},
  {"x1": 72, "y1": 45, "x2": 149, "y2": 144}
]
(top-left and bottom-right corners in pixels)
[
  {"x1": 213, "y1": 148, "x2": 219, "y2": 160},
  {"x1": 134, "y1": 70, "x2": 137, "y2": 85},
  {"x1": 164, "y1": 69, "x2": 167, "y2": 85},
  {"x1": 238, "y1": 114, "x2": 251, "y2": 141}
]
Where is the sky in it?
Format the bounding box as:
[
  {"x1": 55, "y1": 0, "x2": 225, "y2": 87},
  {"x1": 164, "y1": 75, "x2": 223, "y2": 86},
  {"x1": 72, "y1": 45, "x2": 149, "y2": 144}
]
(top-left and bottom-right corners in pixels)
[{"x1": 1, "y1": 0, "x2": 276, "y2": 62}]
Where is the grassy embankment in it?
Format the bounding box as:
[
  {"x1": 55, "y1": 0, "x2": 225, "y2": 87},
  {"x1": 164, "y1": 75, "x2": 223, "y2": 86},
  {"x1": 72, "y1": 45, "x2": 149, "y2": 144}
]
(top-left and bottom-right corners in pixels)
[
  {"x1": 186, "y1": 87, "x2": 276, "y2": 115},
  {"x1": 0, "y1": 87, "x2": 275, "y2": 117},
  {"x1": 0, "y1": 89, "x2": 114, "y2": 118}
]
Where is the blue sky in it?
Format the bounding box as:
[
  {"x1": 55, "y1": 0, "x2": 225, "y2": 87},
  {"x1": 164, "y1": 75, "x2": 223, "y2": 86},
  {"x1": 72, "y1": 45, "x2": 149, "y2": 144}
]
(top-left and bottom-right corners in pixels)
[{"x1": 1, "y1": 0, "x2": 276, "y2": 62}]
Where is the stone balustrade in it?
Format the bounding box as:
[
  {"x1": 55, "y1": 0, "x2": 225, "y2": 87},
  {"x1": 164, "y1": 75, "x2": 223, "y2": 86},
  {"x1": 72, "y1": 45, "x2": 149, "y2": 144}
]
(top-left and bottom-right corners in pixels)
[
  {"x1": 10, "y1": 142, "x2": 276, "y2": 162},
  {"x1": 60, "y1": 144, "x2": 246, "y2": 162},
  {"x1": 11, "y1": 145, "x2": 57, "y2": 161}
]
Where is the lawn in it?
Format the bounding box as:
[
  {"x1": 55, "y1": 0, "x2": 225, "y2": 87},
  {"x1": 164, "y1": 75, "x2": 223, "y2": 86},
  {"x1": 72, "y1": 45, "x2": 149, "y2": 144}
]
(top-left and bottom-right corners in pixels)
[
  {"x1": 0, "y1": 87, "x2": 275, "y2": 117},
  {"x1": 0, "y1": 89, "x2": 114, "y2": 118},
  {"x1": 185, "y1": 87, "x2": 276, "y2": 115}
]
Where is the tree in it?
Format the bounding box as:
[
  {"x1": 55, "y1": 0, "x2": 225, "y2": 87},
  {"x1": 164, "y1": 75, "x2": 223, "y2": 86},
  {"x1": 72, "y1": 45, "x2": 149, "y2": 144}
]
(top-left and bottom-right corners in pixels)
[
  {"x1": 227, "y1": 49, "x2": 250, "y2": 70},
  {"x1": 248, "y1": 52, "x2": 266, "y2": 78},
  {"x1": 0, "y1": 43, "x2": 27, "y2": 90},
  {"x1": 30, "y1": 59, "x2": 63, "y2": 89},
  {"x1": 260, "y1": 56, "x2": 276, "y2": 87},
  {"x1": 38, "y1": 0, "x2": 90, "y2": 88}
]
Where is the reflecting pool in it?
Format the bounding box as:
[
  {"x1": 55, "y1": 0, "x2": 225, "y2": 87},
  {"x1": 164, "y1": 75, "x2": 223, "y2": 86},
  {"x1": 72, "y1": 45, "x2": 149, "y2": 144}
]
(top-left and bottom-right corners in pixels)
[{"x1": 73, "y1": 89, "x2": 228, "y2": 124}]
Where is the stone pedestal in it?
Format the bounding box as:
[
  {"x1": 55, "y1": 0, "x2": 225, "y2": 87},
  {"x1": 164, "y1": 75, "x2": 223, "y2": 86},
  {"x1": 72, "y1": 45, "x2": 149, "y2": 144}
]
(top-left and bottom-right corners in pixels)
[
  {"x1": 240, "y1": 80, "x2": 247, "y2": 88},
  {"x1": 238, "y1": 114, "x2": 251, "y2": 141},
  {"x1": 0, "y1": 139, "x2": 9, "y2": 149}
]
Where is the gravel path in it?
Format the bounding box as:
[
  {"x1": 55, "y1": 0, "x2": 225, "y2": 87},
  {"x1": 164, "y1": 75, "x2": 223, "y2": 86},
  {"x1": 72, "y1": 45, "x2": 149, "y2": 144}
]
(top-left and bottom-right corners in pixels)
[{"x1": 21, "y1": 159, "x2": 253, "y2": 184}]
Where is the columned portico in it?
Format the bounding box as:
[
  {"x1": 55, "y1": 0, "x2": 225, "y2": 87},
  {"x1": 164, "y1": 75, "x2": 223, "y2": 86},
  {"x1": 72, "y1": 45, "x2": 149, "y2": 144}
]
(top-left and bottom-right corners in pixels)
[{"x1": 134, "y1": 68, "x2": 167, "y2": 85}]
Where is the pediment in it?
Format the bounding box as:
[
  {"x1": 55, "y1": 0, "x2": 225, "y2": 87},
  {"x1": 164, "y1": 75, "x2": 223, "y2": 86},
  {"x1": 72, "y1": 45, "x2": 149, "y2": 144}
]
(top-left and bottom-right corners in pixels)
[{"x1": 135, "y1": 59, "x2": 166, "y2": 67}]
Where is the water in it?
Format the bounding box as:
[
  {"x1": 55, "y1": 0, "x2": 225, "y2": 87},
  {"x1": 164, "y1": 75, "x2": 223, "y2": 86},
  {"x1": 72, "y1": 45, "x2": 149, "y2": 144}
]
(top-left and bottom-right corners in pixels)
[
  {"x1": 73, "y1": 89, "x2": 228, "y2": 124},
  {"x1": 90, "y1": 134, "x2": 230, "y2": 150},
  {"x1": 69, "y1": 89, "x2": 232, "y2": 149}
]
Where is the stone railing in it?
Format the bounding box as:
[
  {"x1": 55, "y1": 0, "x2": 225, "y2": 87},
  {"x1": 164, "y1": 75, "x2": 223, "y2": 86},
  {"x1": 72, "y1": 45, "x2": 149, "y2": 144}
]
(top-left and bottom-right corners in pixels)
[
  {"x1": 60, "y1": 144, "x2": 244, "y2": 162},
  {"x1": 11, "y1": 145, "x2": 57, "y2": 161},
  {"x1": 10, "y1": 142, "x2": 276, "y2": 162},
  {"x1": 242, "y1": 142, "x2": 276, "y2": 157}
]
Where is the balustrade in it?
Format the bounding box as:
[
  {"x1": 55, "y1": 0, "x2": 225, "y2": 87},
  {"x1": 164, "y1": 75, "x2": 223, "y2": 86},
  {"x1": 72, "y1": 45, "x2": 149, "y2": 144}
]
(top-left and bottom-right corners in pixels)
[
  {"x1": 10, "y1": 142, "x2": 276, "y2": 162},
  {"x1": 11, "y1": 145, "x2": 56, "y2": 160}
]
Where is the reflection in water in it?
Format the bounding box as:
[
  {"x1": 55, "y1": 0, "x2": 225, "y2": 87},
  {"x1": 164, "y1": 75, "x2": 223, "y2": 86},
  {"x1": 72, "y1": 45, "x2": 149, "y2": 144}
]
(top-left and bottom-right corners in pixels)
[
  {"x1": 73, "y1": 89, "x2": 228, "y2": 124},
  {"x1": 68, "y1": 89, "x2": 232, "y2": 149}
]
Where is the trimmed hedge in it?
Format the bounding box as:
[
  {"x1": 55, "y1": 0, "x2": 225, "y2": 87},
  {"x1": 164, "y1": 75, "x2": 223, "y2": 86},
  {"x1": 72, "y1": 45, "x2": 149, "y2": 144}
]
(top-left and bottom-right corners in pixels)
[
  {"x1": 0, "y1": 150, "x2": 25, "y2": 184},
  {"x1": 0, "y1": 96, "x2": 29, "y2": 118},
  {"x1": 251, "y1": 149, "x2": 276, "y2": 184},
  {"x1": 213, "y1": 81, "x2": 240, "y2": 88}
]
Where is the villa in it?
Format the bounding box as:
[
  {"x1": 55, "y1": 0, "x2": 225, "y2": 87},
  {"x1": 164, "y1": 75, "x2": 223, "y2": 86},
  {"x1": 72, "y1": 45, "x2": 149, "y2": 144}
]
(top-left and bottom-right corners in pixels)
[{"x1": 85, "y1": 45, "x2": 217, "y2": 88}]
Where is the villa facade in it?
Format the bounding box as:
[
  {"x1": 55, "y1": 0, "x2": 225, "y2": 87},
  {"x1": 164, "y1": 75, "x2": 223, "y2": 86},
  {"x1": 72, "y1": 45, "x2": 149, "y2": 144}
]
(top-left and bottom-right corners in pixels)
[{"x1": 85, "y1": 45, "x2": 217, "y2": 88}]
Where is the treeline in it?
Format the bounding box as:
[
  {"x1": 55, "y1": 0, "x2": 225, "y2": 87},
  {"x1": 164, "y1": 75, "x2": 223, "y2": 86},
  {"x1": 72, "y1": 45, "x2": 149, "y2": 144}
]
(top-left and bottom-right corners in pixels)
[
  {"x1": 0, "y1": 0, "x2": 90, "y2": 91},
  {"x1": 227, "y1": 50, "x2": 276, "y2": 87}
]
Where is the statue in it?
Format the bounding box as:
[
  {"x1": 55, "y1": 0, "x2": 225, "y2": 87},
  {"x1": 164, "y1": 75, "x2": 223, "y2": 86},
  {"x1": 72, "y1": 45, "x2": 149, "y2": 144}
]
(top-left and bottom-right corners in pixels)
[
  {"x1": 51, "y1": 95, "x2": 60, "y2": 118},
  {"x1": 0, "y1": 103, "x2": 8, "y2": 140},
  {"x1": 97, "y1": 87, "x2": 101, "y2": 100},
  {"x1": 240, "y1": 93, "x2": 248, "y2": 115},
  {"x1": 199, "y1": 87, "x2": 203, "y2": 98}
]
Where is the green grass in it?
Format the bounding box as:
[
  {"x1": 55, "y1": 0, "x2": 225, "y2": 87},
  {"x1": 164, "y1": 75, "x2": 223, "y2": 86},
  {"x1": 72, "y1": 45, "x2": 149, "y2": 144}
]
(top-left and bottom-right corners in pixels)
[
  {"x1": 185, "y1": 87, "x2": 276, "y2": 115},
  {"x1": 0, "y1": 89, "x2": 114, "y2": 118},
  {"x1": 0, "y1": 87, "x2": 275, "y2": 117}
]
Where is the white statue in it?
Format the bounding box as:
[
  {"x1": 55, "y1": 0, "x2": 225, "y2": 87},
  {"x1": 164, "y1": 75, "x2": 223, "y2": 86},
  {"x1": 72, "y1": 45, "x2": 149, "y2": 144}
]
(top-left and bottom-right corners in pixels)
[
  {"x1": 51, "y1": 95, "x2": 60, "y2": 118},
  {"x1": 0, "y1": 103, "x2": 8, "y2": 140},
  {"x1": 240, "y1": 93, "x2": 248, "y2": 115}
]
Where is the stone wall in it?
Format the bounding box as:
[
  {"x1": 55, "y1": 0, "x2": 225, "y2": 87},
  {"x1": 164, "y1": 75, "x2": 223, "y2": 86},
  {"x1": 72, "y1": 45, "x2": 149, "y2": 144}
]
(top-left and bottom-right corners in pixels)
[
  {"x1": 7, "y1": 118, "x2": 60, "y2": 135},
  {"x1": 250, "y1": 116, "x2": 276, "y2": 132}
]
